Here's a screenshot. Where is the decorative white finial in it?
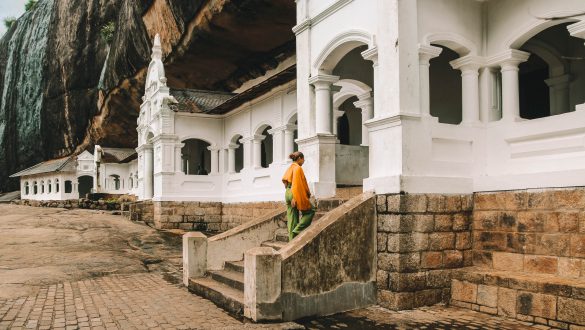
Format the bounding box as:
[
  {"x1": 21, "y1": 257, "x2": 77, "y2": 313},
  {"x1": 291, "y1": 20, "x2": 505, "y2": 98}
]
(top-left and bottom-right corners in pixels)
[{"x1": 152, "y1": 34, "x2": 162, "y2": 60}]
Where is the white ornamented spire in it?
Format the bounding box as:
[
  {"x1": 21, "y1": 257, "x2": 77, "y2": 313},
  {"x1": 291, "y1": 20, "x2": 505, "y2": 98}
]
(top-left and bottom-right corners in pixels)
[{"x1": 152, "y1": 34, "x2": 162, "y2": 60}]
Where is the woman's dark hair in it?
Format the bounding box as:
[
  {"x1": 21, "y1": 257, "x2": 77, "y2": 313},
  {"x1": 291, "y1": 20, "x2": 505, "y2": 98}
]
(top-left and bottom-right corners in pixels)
[{"x1": 289, "y1": 151, "x2": 304, "y2": 161}]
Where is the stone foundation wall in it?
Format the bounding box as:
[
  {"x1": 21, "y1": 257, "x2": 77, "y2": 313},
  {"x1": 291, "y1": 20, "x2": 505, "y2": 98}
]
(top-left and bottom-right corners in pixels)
[
  {"x1": 127, "y1": 201, "x2": 154, "y2": 224},
  {"x1": 473, "y1": 188, "x2": 585, "y2": 278},
  {"x1": 376, "y1": 193, "x2": 473, "y2": 310},
  {"x1": 150, "y1": 201, "x2": 282, "y2": 232},
  {"x1": 221, "y1": 202, "x2": 282, "y2": 229},
  {"x1": 14, "y1": 198, "x2": 122, "y2": 211}
]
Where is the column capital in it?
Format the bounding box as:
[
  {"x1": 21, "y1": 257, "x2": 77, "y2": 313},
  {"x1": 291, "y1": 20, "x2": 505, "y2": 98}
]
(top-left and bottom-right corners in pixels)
[
  {"x1": 268, "y1": 124, "x2": 297, "y2": 134},
  {"x1": 354, "y1": 97, "x2": 374, "y2": 110},
  {"x1": 488, "y1": 49, "x2": 530, "y2": 69},
  {"x1": 239, "y1": 136, "x2": 254, "y2": 143},
  {"x1": 309, "y1": 74, "x2": 340, "y2": 88},
  {"x1": 251, "y1": 134, "x2": 266, "y2": 142},
  {"x1": 418, "y1": 44, "x2": 443, "y2": 65},
  {"x1": 227, "y1": 143, "x2": 239, "y2": 149},
  {"x1": 206, "y1": 145, "x2": 221, "y2": 151},
  {"x1": 568, "y1": 20, "x2": 585, "y2": 40},
  {"x1": 545, "y1": 74, "x2": 571, "y2": 88},
  {"x1": 450, "y1": 55, "x2": 485, "y2": 72},
  {"x1": 136, "y1": 144, "x2": 153, "y2": 153},
  {"x1": 361, "y1": 46, "x2": 378, "y2": 65}
]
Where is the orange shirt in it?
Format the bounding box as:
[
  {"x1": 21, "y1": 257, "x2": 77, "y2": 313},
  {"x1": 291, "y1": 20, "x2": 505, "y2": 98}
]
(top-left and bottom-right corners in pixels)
[
  {"x1": 289, "y1": 163, "x2": 311, "y2": 211},
  {"x1": 282, "y1": 164, "x2": 294, "y2": 186}
]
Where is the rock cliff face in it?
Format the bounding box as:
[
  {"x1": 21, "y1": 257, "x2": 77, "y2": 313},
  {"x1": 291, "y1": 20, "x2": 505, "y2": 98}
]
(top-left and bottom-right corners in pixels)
[{"x1": 0, "y1": 0, "x2": 295, "y2": 191}]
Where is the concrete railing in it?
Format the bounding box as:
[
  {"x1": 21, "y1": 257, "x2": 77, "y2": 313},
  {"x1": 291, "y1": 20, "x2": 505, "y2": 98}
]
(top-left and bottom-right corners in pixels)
[
  {"x1": 244, "y1": 192, "x2": 377, "y2": 321},
  {"x1": 183, "y1": 206, "x2": 286, "y2": 284}
]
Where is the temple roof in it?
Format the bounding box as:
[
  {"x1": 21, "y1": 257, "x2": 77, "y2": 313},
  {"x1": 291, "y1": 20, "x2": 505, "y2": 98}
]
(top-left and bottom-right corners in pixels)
[
  {"x1": 170, "y1": 89, "x2": 235, "y2": 113},
  {"x1": 100, "y1": 148, "x2": 137, "y2": 163},
  {"x1": 10, "y1": 156, "x2": 76, "y2": 178}
]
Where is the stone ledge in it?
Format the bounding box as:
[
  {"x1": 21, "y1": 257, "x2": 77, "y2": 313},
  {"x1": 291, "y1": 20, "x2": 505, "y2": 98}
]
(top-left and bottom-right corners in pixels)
[{"x1": 450, "y1": 267, "x2": 585, "y2": 326}]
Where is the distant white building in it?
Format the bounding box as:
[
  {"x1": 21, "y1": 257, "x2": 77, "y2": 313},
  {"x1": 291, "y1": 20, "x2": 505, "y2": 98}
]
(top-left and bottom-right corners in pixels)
[{"x1": 11, "y1": 146, "x2": 138, "y2": 201}]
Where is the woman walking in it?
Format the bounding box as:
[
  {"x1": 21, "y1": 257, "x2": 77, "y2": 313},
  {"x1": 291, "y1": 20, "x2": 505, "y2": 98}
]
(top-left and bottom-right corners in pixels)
[{"x1": 282, "y1": 151, "x2": 315, "y2": 240}]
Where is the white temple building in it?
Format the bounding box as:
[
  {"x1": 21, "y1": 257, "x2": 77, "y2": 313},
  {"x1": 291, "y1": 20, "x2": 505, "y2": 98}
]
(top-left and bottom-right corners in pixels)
[
  {"x1": 136, "y1": 0, "x2": 585, "y2": 203},
  {"x1": 11, "y1": 146, "x2": 138, "y2": 201}
]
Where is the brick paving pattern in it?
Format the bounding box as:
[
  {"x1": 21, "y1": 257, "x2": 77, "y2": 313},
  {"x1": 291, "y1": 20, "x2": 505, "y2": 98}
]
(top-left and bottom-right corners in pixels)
[
  {"x1": 300, "y1": 305, "x2": 545, "y2": 329},
  {"x1": 0, "y1": 274, "x2": 241, "y2": 330},
  {"x1": 0, "y1": 273, "x2": 550, "y2": 330}
]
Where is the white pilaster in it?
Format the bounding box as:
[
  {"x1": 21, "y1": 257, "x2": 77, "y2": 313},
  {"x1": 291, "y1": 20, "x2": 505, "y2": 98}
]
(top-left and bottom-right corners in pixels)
[
  {"x1": 545, "y1": 74, "x2": 571, "y2": 116},
  {"x1": 309, "y1": 74, "x2": 340, "y2": 135},
  {"x1": 353, "y1": 93, "x2": 374, "y2": 146},
  {"x1": 297, "y1": 135, "x2": 338, "y2": 198},
  {"x1": 418, "y1": 45, "x2": 443, "y2": 117},
  {"x1": 141, "y1": 145, "x2": 154, "y2": 200}
]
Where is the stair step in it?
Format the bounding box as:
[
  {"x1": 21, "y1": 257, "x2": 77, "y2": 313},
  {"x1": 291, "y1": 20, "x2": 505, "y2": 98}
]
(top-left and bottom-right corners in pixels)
[
  {"x1": 210, "y1": 270, "x2": 244, "y2": 291},
  {"x1": 276, "y1": 233, "x2": 289, "y2": 242},
  {"x1": 224, "y1": 260, "x2": 244, "y2": 273},
  {"x1": 315, "y1": 198, "x2": 346, "y2": 211},
  {"x1": 187, "y1": 277, "x2": 244, "y2": 317},
  {"x1": 261, "y1": 240, "x2": 287, "y2": 251},
  {"x1": 275, "y1": 228, "x2": 289, "y2": 242}
]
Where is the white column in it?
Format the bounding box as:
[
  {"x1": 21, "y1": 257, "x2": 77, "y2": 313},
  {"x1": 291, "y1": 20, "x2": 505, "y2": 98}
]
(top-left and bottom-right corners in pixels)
[
  {"x1": 284, "y1": 125, "x2": 296, "y2": 161},
  {"x1": 143, "y1": 146, "x2": 154, "y2": 199},
  {"x1": 451, "y1": 56, "x2": 483, "y2": 124},
  {"x1": 418, "y1": 45, "x2": 442, "y2": 117},
  {"x1": 240, "y1": 137, "x2": 253, "y2": 170},
  {"x1": 251, "y1": 135, "x2": 265, "y2": 169},
  {"x1": 545, "y1": 74, "x2": 571, "y2": 115},
  {"x1": 227, "y1": 144, "x2": 237, "y2": 174},
  {"x1": 495, "y1": 50, "x2": 530, "y2": 121},
  {"x1": 309, "y1": 74, "x2": 339, "y2": 135},
  {"x1": 207, "y1": 146, "x2": 220, "y2": 175},
  {"x1": 353, "y1": 94, "x2": 374, "y2": 146}
]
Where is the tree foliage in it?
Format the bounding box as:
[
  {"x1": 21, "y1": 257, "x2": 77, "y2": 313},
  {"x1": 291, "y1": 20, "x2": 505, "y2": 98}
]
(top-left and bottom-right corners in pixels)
[
  {"x1": 3, "y1": 17, "x2": 16, "y2": 30},
  {"x1": 100, "y1": 21, "x2": 116, "y2": 44}
]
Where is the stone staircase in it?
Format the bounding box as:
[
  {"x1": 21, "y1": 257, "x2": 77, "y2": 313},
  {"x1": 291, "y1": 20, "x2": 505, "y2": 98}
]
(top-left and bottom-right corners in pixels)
[{"x1": 187, "y1": 195, "x2": 349, "y2": 317}]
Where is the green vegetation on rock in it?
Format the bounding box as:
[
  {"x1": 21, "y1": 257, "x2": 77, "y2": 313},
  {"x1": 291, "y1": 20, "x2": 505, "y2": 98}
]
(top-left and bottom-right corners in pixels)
[
  {"x1": 3, "y1": 17, "x2": 16, "y2": 30},
  {"x1": 100, "y1": 21, "x2": 116, "y2": 44},
  {"x1": 25, "y1": 0, "x2": 39, "y2": 12}
]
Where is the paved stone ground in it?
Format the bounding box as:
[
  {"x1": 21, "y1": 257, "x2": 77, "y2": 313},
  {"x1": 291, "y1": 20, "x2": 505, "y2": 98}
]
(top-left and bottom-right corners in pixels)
[
  {"x1": 299, "y1": 305, "x2": 543, "y2": 330},
  {"x1": 0, "y1": 205, "x2": 546, "y2": 329}
]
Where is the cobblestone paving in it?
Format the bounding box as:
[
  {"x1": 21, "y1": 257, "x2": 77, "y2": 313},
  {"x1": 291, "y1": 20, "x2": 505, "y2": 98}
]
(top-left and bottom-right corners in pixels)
[
  {"x1": 0, "y1": 273, "x2": 548, "y2": 330},
  {"x1": 0, "y1": 274, "x2": 244, "y2": 330},
  {"x1": 301, "y1": 305, "x2": 543, "y2": 330}
]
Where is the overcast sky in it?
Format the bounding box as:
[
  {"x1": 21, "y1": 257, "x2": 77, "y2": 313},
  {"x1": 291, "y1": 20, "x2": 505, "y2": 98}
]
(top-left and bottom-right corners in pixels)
[{"x1": 0, "y1": 0, "x2": 27, "y2": 37}]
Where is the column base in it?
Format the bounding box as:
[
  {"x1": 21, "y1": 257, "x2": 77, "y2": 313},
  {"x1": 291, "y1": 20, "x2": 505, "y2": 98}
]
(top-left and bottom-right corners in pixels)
[{"x1": 311, "y1": 181, "x2": 336, "y2": 199}]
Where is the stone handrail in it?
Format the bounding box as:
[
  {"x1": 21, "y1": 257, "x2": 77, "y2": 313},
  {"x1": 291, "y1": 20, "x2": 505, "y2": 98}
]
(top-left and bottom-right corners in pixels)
[
  {"x1": 184, "y1": 205, "x2": 286, "y2": 280},
  {"x1": 244, "y1": 192, "x2": 377, "y2": 321}
]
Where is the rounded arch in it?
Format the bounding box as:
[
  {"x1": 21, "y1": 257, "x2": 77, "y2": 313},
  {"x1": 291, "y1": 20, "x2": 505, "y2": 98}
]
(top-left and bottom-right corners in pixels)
[
  {"x1": 333, "y1": 79, "x2": 372, "y2": 109},
  {"x1": 313, "y1": 30, "x2": 373, "y2": 72},
  {"x1": 506, "y1": 18, "x2": 578, "y2": 49},
  {"x1": 423, "y1": 32, "x2": 476, "y2": 56},
  {"x1": 179, "y1": 135, "x2": 214, "y2": 146},
  {"x1": 286, "y1": 112, "x2": 298, "y2": 125},
  {"x1": 253, "y1": 121, "x2": 274, "y2": 136},
  {"x1": 143, "y1": 130, "x2": 155, "y2": 145},
  {"x1": 230, "y1": 133, "x2": 244, "y2": 145},
  {"x1": 522, "y1": 40, "x2": 568, "y2": 77}
]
